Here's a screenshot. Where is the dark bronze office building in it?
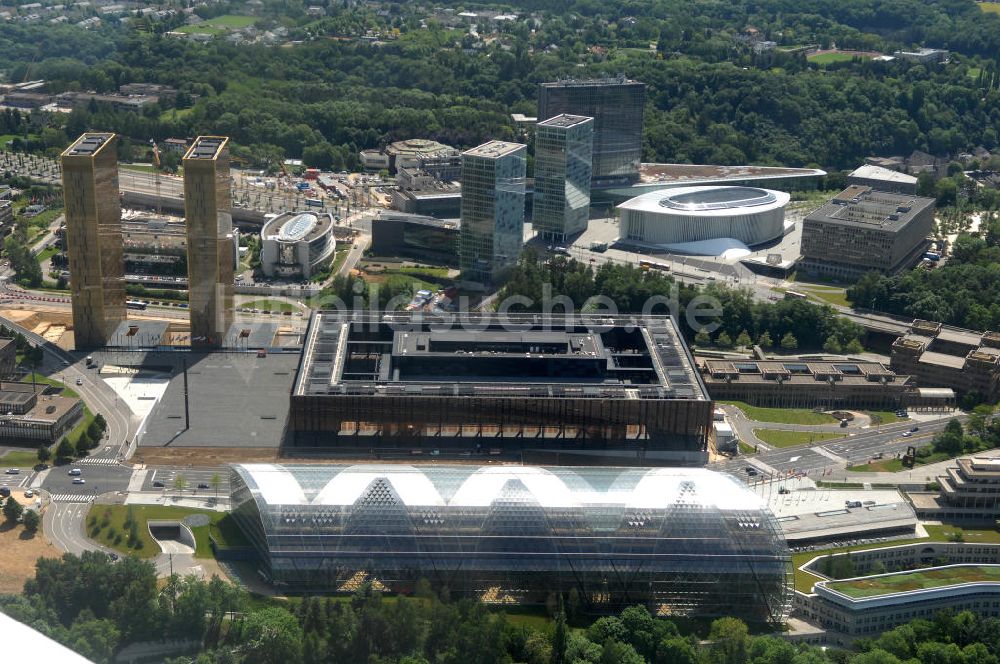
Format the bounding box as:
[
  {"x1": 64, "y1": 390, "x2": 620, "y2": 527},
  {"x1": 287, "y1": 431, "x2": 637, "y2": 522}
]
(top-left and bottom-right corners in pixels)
[
  {"x1": 290, "y1": 312, "x2": 713, "y2": 464},
  {"x1": 61, "y1": 133, "x2": 126, "y2": 349},
  {"x1": 183, "y1": 136, "x2": 234, "y2": 348}
]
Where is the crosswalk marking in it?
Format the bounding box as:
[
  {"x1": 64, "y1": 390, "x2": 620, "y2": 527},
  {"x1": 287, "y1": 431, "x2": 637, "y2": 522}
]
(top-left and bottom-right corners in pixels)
[
  {"x1": 49, "y1": 493, "x2": 92, "y2": 503},
  {"x1": 78, "y1": 457, "x2": 119, "y2": 466}
]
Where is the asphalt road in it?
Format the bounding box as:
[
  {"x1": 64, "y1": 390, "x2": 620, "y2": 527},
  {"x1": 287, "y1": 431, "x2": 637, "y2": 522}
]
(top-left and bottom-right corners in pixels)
[{"x1": 142, "y1": 467, "x2": 230, "y2": 494}]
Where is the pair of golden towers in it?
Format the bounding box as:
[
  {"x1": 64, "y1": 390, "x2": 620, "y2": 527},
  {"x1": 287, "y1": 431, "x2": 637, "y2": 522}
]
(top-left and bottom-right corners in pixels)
[{"x1": 60, "y1": 133, "x2": 234, "y2": 349}]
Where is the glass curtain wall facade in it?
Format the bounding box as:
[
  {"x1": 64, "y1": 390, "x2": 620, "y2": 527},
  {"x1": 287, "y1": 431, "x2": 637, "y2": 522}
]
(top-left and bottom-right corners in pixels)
[
  {"x1": 231, "y1": 464, "x2": 792, "y2": 624},
  {"x1": 61, "y1": 133, "x2": 126, "y2": 349},
  {"x1": 538, "y1": 78, "x2": 645, "y2": 187},
  {"x1": 459, "y1": 141, "x2": 526, "y2": 284},
  {"x1": 533, "y1": 115, "x2": 594, "y2": 243},
  {"x1": 183, "y1": 136, "x2": 234, "y2": 348}
]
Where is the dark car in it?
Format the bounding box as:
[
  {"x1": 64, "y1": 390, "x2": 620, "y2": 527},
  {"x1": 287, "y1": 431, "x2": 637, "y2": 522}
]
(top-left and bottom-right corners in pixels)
[
  {"x1": 745, "y1": 466, "x2": 758, "y2": 476},
  {"x1": 910, "y1": 425, "x2": 919, "y2": 432},
  {"x1": 152, "y1": 481, "x2": 164, "y2": 488},
  {"x1": 197, "y1": 483, "x2": 210, "y2": 489}
]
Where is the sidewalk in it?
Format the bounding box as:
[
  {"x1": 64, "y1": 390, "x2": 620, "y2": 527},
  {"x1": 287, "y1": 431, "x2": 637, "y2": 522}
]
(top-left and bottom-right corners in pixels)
[{"x1": 824, "y1": 449, "x2": 1000, "y2": 484}]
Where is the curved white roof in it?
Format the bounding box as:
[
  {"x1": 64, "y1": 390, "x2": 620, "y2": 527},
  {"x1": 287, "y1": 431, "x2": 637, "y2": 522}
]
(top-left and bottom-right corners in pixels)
[
  {"x1": 233, "y1": 464, "x2": 762, "y2": 511},
  {"x1": 619, "y1": 185, "x2": 790, "y2": 217},
  {"x1": 278, "y1": 212, "x2": 318, "y2": 242}
]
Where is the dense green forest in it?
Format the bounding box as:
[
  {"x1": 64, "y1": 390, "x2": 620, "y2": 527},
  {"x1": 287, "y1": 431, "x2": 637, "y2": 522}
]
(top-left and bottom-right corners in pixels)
[
  {"x1": 847, "y1": 214, "x2": 1000, "y2": 330},
  {"x1": 2, "y1": 0, "x2": 1000, "y2": 171},
  {"x1": 498, "y1": 252, "x2": 865, "y2": 351},
  {"x1": 8, "y1": 550, "x2": 1000, "y2": 664}
]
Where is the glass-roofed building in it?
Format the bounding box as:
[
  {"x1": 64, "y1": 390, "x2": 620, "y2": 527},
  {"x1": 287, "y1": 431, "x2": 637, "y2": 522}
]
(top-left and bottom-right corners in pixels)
[{"x1": 231, "y1": 464, "x2": 792, "y2": 623}]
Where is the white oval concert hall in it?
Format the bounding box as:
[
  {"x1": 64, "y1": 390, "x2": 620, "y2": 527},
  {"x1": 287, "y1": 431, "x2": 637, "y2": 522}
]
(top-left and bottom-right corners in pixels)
[{"x1": 617, "y1": 185, "x2": 790, "y2": 247}]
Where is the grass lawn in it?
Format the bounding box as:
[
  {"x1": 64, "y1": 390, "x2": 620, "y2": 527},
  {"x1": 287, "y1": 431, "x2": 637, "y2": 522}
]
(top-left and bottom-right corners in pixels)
[
  {"x1": 0, "y1": 449, "x2": 42, "y2": 467},
  {"x1": 242, "y1": 299, "x2": 296, "y2": 313},
  {"x1": 738, "y1": 441, "x2": 757, "y2": 455},
  {"x1": 979, "y1": 2, "x2": 1000, "y2": 13},
  {"x1": 120, "y1": 163, "x2": 156, "y2": 173},
  {"x1": 808, "y1": 52, "x2": 867, "y2": 64},
  {"x1": 752, "y1": 429, "x2": 846, "y2": 448},
  {"x1": 827, "y1": 565, "x2": 1000, "y2": 598},
  {"x1": 792, "y1": 284, "x2": 851, "y2": 307},
  {"x1": 848, "y1": 458, "x2": 905, "y2": 472},
  {"x1": 86, "y1": 504, "x2": 248, "y2": 559},
  {"x1": 866, "y1": 411, "x2": 907, "y2": 424},
  {"x1": 36, "y1": 245, "x2": 58, "y2": 263},
  {"x1": 969, "y1": 67, "x2": 983, "y2": 79},
  {"x1": 721, "y1": 401, "x2": 838, "y2": 425},
  {"x1": 924, "y1": 524, "x2": 1000, "y2": 544},
  {"x1": 176, "y1": 14, "x2": 256, "y2": 34},
  {"x1": 792, "y1": 526, "x2": 1000, "y2": 593}
]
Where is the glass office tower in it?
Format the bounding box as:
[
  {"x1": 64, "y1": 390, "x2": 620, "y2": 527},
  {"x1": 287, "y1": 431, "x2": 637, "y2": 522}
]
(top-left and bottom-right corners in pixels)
[
  {"x1": 183, "y1": 136, "x2": 234, "y2": 348},
  {"x1": 61, "y1": 133, "x2": 126, "y2": 349},
  {"x1": 538, "y1": 77, "x2": 645, "y2": 187},
  {"x1": 231, "y1": 464, "x2": 793, "y2": 624},
  {"x1": 458, "y1": 141, "x2": 526, "y2": 284},
  {"x1": 533, "y1": 115, "x2": 594, "y2": 243}
]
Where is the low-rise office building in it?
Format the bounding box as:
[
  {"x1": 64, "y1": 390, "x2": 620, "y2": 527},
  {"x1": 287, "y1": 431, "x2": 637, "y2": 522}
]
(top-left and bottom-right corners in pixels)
[
  {"x1": 890, "y1": 319, "x2": 1000, "y2": 401},
  {"x1": 799, "y1": 564, "x2": 1000, "y2": 637},
  {"x1": 847, "y1": 164, "x2": 918, "y2": 195},
  {"x1": 893, "y1": 48, "x2": 949, "y2": 64},
  {"x1": 290, "y1": 311, "x2": 713, "y2": 464},
  {"x1": 699, "y1": 359, "x2": 913, "y2": 410},
  {"x1": 799, "y1": 186, "x2": 935, "y2": 280},
  {"x1": 260, "y1": 211, "x2": 336, "y2": 279},
  {"x1": 912, "y1": 456, "x2": 1000, "y2": 520},
  {"x1": 0, "y1": 385, "x2": 83, "y2": 443}
]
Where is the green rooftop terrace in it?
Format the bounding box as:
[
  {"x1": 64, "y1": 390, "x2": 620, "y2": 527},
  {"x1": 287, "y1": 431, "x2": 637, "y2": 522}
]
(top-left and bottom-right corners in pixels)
[{"x1": 825, "y1": 565, "x2": 1000, "y2": 598}]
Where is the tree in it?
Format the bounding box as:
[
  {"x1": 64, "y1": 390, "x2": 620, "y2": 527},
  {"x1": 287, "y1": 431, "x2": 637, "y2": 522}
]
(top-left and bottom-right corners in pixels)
[
  {"x1": 757, "y1": 331, "x2": 773, "y2": 348},
  {"x1": 707, "y1": 617, "x2": 749, "y2": 664},
  {"x1": 93, "y1": 413, "x2": 107, "y2": 433},
  {"x1": 75, "y1": 431, "x2": 92, "y2": 457},
  {"x1": 735, "y1": 330, "x2": 752, "y2": 349},
  {"x1": 551, "y1": 597, "x2": 567, "y2": 664},
  {"x1": 694, "y1": 329, "x2": 711, "y2": 346},
  {"x1": 174, "y1": 474, "x2": 188, "y2": 492},
  {"x1": 780, "y1": 332, "x2": 798, "y2": 350},
  {"x1": 56, "y1": 437, "x2": 74, "y2": 460},
  {"x1": 238, "y1": 607, "x2": 305, "y2": 664},
  {"x1": 210, "y1": 472, "x2": 222, "y2": 499},
  {"x1": 37, "y1": 444, "x2": 51, "y2": 464},
  {"x1": 845, "y1": 338, "x2": 864, "y2": 354},
  {"x1": 22, "y1": 508, "x2": 39, "y2": 532},
  {"x1": 823, "y1": 335, "x2": 842, "y2": 354},
  {"x1": 3, "y1": 495, "x2": 23, "y2": 523},
  {"x1": 655, "y1": 637, "x2": 697, "y2": 664},
  {"x1": 715, "y1": 331, "x2": 733, "y2": 348}
]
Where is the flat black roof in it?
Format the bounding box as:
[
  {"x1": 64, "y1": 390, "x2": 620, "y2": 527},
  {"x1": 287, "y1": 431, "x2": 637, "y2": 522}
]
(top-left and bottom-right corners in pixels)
[
  {"x1": 64, "y1": 133, "x2": 114, "y2": 157},
  {"x1": 295, "y1": 311, "x2": 708, "y2": 401},
  {"x1": 184, "y1": 136, "x2": 227, "y2": 160}
]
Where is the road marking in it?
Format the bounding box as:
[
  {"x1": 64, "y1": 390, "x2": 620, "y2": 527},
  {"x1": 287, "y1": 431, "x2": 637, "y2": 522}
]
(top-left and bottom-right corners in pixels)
[
  {"x1": 78, "y1": 457, "x2": 120, "y2": 466},
  {"x1": 49, "y1": 493, "x2": 93, "y2": 503}
]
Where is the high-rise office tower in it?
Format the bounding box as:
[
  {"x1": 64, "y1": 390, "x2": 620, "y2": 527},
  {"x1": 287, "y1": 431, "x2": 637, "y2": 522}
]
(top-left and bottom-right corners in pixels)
[
  {"x1": 183, "y1": 136, "x2": 233, "y2": 348},
  {"x1": 61, "y1": 133, "x2": 126, "y2": 349},
  {"x1": 538, "y1": 77, "x2": 645, "y2": 187},
  {"x1": 459, "y1": 141, "x2": 527, "y2": 284},
  {"x1": 532, "y1": 115, "x2": 594, "y2": 243}
]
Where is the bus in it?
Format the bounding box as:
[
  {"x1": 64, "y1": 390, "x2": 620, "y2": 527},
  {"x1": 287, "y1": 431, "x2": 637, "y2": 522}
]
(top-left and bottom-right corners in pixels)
[
  {"x1": 305, "y1": 197, "x2": 323, "y2": 208},
  {"x1": 126, "y1": 300, "x2": 148, "y2": 310},
  {"x1": 639, "y1": 260, "x2": 670, "y2": 272},
  {"x1": 783, "y1": 291, "x2": 807, "y2": 300}
]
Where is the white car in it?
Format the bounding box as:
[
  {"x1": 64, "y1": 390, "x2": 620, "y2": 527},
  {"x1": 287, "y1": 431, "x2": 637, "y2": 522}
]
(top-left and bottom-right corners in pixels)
[
  {"x1": 72, "y1": 477, "x2": 85, "y2": 485},
  {"x1": 902, "y1": 431, "x2": 913, "y2": 438},
  {"x1": 76, "y1": 378, "x2": 83, "y2": 386}
]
